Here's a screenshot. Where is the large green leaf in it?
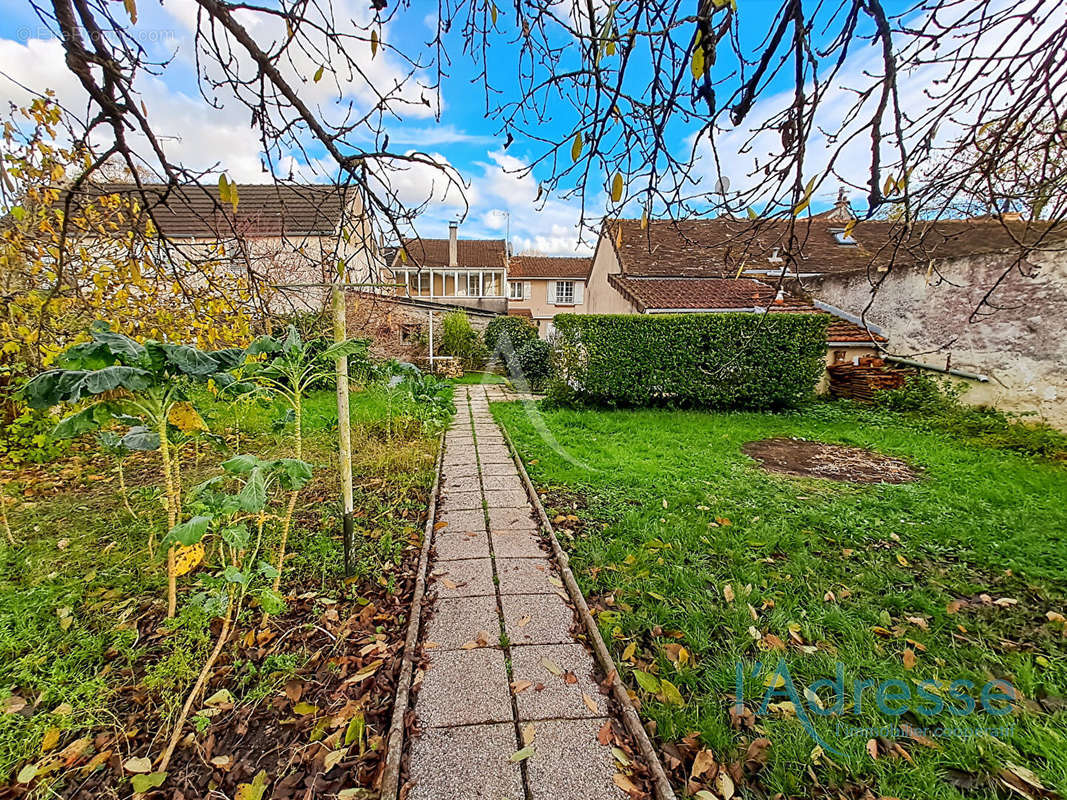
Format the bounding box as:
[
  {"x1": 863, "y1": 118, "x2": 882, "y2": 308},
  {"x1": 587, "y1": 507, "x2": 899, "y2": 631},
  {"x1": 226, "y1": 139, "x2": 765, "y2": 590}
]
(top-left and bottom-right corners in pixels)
[
  {"x1": 238, "y1": 467, "x2": 267, "y2": 512},
  {"x1": 221, "y1": 524, "x2": 249, "y2": 550},
  {"x1": 282, "y1": 325, "x2": 302, "y2": 355},
  {"x1": 83, "y1": 365, "x2": 154, "y2": 394},
  {"x1": 122, "y1": 426, "x2": 160, "y2": 451},
  {"x1": 52, "y1": 402, "x2": 114, "y2": 439},
  {"x1": 161, "y1": 343, "x2": 219, "y2": 376},
  {"x1": 246, "y1": 335, "x2": 282, "y2": 356},
  {"x1": 20, "y1": 370, "x2": 76, "y2": 410},
  {"x1": 90, "y1": 324, "x2": 146, "y2": 362},
  {"x1": 165, "y1": 515, "x2": 212, "y2": 546},
  {"x1": 59, "y1": 340, "x2": 115, "y2": 370},
  {"x1": 222, "y1": 454, "x2": 261, "y2": 474},
  {"x1": 210, "y1": 348, "x2": 247, "y2": 370},
  {"x1": 275, "y1": 458, "x2": 313, "y2": 491},
  {"x1": 322, "y1": 338, "x2": 370, "y2": 361}
]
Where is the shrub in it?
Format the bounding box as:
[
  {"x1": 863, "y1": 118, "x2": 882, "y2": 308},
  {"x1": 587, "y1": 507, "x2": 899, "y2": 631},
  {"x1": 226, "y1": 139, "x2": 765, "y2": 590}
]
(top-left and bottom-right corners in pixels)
[
  {"x1": 876, "y1": 373, "x2": 963, "y2": 413},
  {"x1": 440, "y1": 310, "x2": 487, "y2": 370},
  {"x1": 485, "y1": 315, "x2": 539, "y2": 354},
  {"x1": 514, "y1": 339, "x2": 553, "y2": 390},
  {"x1": 550, "y1": 313, "x2": 829, "y2": 410},
  {"x1": 876, "y1": 374, "x2": 1067, "y2": 459}
]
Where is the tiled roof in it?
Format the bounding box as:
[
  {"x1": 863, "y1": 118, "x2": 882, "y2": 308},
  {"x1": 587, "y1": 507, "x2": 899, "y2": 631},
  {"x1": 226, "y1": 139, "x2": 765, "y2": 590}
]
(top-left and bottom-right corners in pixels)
[
  {"x1": 393, "y1": 237, "x2": 507, "y2": 269},
  {"x1": 508, "y1": 255, "x2": 592, "y2": 279},
  {"x1": 609, "y1": 275, "x2": 885, "y2": 345},
  {"x1": 507, "y1": 308, "x2": 533, "y2": 317},
  {"x1": 609, "y1": 276, "x2": 784, "y2": 311},
  {"x1": 607, "y1": 217, "x2": 1067, "y2": 277},
  {"x1": 66, "y1": 182, "x2": 352, "y2": 237}
]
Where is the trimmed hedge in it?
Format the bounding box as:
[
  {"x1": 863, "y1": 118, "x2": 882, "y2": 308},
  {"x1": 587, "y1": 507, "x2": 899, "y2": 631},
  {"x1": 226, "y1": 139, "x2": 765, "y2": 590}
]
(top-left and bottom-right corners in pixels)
[
  {"x1": 485, "y1": 315, "x2": 539, "y2": 354},
  {"x1": 550, "y1": 313, "x2": 829, "y2": 410}
]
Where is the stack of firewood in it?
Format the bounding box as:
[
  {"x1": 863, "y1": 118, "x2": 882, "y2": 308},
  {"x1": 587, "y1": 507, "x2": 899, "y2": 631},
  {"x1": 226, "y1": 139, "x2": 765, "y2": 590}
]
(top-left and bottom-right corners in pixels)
[{"x1": 827, "y1": 358, "x2": 914, "y2": 402}]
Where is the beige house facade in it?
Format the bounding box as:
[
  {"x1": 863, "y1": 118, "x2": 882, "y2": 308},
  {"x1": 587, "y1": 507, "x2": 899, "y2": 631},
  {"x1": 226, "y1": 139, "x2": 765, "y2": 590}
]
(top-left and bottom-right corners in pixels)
[{"x1": 505, "y1": 255, "x2": 593, "y2": 336}]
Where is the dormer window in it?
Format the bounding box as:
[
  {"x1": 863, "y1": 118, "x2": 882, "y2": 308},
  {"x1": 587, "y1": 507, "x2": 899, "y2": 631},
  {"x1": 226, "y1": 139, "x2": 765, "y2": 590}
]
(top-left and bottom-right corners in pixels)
[{"x1": 831, "y1": 228, "x2": 857, "y2": 246}]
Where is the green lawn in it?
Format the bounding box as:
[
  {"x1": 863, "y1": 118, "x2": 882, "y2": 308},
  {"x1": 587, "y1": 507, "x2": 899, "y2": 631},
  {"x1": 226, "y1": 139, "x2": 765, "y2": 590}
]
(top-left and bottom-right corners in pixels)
[
  {"x1": 0, "y1": 383, "x2": 441, "y2": 779},
  {"x1": 493, "y1": 400, "x2": 1067, "y2": 799},
  {"x1": 451, "y1": 370, "x2": 509, "y2": 385}
]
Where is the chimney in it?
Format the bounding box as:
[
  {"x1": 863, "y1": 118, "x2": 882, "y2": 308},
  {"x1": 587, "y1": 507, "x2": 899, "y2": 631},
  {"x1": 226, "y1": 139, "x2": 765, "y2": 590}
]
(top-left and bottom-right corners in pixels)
[
  {"x1": 448, "y1": 220, "x2": 458, "y2": 267},
  {"x1": 830, "y1": 188, "x2": 855, "y2": 222}
]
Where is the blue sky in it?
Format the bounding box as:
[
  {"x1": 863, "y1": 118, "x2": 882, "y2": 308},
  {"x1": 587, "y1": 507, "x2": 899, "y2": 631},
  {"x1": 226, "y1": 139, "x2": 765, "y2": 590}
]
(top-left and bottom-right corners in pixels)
[{"x1": 0, "y1": 1, "x2": 911, "y2": 253}]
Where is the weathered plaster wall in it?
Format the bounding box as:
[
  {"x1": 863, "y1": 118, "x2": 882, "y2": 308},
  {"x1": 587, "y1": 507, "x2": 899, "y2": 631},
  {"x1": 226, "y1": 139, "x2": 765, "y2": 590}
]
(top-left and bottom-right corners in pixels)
[{"x1": 808, "y1": 248, "x2": 1067, "y2": 427}]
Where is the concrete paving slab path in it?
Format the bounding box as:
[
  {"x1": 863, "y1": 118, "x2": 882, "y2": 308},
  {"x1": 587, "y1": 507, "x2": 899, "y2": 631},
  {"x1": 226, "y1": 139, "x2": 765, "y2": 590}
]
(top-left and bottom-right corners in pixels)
[{"x1": 406, "y1": 385, "x2": 625, "y2": 800}]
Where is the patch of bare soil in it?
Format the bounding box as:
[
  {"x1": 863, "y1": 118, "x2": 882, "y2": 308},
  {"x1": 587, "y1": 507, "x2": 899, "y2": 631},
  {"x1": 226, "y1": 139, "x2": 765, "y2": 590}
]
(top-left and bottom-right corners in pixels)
[{"x1": 742, "y1": 437, "x2": 918, "y2": 484}]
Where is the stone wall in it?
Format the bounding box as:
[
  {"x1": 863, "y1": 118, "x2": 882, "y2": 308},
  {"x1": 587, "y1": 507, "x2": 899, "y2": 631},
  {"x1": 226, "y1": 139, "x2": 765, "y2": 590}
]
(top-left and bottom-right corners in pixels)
[
  {"x1": 345, "y1": 292, "x2": 496, "y2": 364},
  {"x1": 807, "y1": 248, "x2": 1067, "y2": 427}
]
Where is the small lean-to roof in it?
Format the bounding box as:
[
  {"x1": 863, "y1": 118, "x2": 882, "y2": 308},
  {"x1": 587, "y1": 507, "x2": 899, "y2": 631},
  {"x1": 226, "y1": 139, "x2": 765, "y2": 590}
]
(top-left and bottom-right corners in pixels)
[
  {"x1": 508, "y1": 255, "x2": 592, "y2": 279},
  {"x1": 64, "y1": 182, "x2": 353, "y2": 238},
  {"x1": 606, "y1": 217, "x2": 1067, "y2": 278},
  {"x1": 393, "y1": 237, "x2": 507, "y2": 269}
]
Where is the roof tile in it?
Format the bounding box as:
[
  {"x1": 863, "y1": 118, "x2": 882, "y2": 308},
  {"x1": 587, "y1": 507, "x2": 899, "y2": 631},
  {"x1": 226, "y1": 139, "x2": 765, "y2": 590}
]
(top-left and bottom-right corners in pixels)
[{"x1": 508, "y1": 255, "x2": 591, "y2": 279}]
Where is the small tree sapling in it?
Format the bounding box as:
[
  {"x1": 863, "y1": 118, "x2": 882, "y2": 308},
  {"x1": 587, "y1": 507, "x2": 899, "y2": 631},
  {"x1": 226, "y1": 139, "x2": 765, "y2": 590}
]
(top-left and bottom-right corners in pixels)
[{"x1": 156, "y1": 454, "x2": 311, "y2": 775}]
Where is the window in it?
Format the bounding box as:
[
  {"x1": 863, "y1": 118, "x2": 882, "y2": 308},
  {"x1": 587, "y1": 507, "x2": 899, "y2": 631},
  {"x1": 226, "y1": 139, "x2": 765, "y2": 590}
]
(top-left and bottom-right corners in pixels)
[
  {"x1": 508, "y1": 281, "x2": 524, "y2": 300},
  {"x1": 466, "y1": 272, "x2": 481, "y2": 296},
  {"x1": 831, "y1": 228, "x2": 857, "y2": 246},
  {"x1": 555, "y1": 280, "x2": 575, "y2": 305}
]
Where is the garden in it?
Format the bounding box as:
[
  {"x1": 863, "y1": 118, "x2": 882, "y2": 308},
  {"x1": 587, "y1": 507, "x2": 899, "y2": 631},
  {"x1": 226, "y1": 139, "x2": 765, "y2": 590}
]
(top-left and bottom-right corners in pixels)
[
  {"x1": 0, "y1": 322, "x2": 454, "y2": 799},
  {"x1": 494, "y1": 358, "x2": 1067, "y2": 799}
]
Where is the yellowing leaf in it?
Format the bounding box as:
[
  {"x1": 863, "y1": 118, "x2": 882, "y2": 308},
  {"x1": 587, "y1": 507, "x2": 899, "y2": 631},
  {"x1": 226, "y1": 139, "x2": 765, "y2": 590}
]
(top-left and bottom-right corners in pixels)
[
  {"x1": 570, "y1": 131, "x2": 583, "y2": 163},
  {"x1": 490, "y1": 3, "x2": 498, "y2": 25},
  {"x1": 235, "y1": 770, "x2": 269, "y2": 800},
  {"x1": 168, "y1": 401, "x2": 208, "y2": 433},
  {"x1": 660, "y1": 678, "x2": 685, "y2": 706},
  {"x1": 293, "y1": 702, "x2": 318, "y2": 715},
  {"x1": 314, "y1": 65, "x2": 325, "y2": 83},
  {"x1": 621, "y1": 642, "x2": 636, "y2": 661},
  {"x1": 324, "y1": 746, "x2": 348, "y2": 771},
  {"x1": 131, "y1": 772, "x2": 167, "y2": 793},
  {"x1": 582, "y1": 693, "x2": 599, "y2": 713},
  {"x1": 370, "y1": 29, "x2": 379, "y2": 58},
  {"x1": 522, "y1": 723, "x2": 535, "y2": 746},
  {"x1": 123, "y1": 0, "x2": 137, "y2": 24},
  {"x1": 541, "y1": 657, "x2": 563, "y2": 676},
  {"x1": 691, "y1": 35, "x2": 705, "y2": 80},
  {"x1": 173, "y1": 542, "x2": 205, "y2": 577},
  {"x1": 40, "y1": 727, "x2": 61, "y2": 753},
  {"x1": 610, "y1": 172, "x2": 623, "y2": 203},
  {"x1": 510, "y1": 746, "x2": 535, "y2": 762},
  {"x1": 614, "y1": 773, "x2": 639, "y2": 793}
]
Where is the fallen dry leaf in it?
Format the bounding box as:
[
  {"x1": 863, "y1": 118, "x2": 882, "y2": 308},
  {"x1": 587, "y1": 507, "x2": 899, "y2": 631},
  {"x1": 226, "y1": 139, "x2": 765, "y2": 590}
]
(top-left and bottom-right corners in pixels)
[
  {"x1": 902, "y1": 648, "x2": 917, "y2": 670},
  {"x1": 582, "y1": 693, "x2": 599, "y2": 713},
  {"x1": 541, "y1": 657, "x2": 563, "y2": 677}
]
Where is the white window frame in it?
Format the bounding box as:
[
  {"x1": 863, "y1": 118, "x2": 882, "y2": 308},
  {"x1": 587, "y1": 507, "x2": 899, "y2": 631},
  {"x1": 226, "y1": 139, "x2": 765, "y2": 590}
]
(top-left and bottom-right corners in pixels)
[
  {"x1": 467, "y1": 272, "x2": 481, "y2": 297},
  {"x1": 508, "y1": 280, "x2": 524, "y2": 300},
  {"x1": 555, "y1": 280, "x2": 575, "y2": 305}
]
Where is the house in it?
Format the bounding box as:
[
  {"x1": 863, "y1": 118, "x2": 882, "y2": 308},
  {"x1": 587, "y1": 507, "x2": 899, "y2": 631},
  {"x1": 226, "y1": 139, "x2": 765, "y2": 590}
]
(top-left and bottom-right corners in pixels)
[
  {"x1": 64, "y1": 181, "x2": 380, "y2": 316},
  {"x1": 506, "y1": 255, "x2": 593, "y2": 336},
  {"x1": 586, "y1": 218, "x2": 887, "y2": 367},
  {"x1": 588, "y1": 211, "x2": 1067, "y2": 424},
  {"x1": 388, "y1": 221, "x2": 508, "y2": 313}
]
